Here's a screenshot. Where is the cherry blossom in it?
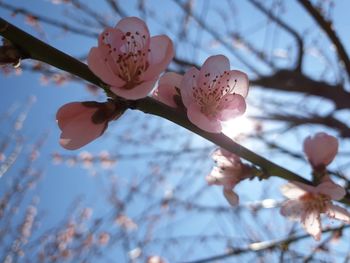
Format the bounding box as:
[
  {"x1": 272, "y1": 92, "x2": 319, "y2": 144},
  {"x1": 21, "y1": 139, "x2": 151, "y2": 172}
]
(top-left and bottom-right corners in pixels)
[
  {"x1": 206, "y1": 148, "x2": 251, "y2": 206},
  {"x1": 280, "y1": 177, "x2": 350, "y2": 241},
  {"x1": 56, "y1": 101, "x2": 123, "y2": 150},
  {"x1": 152, "y1": 72, "x2": 182, "y2": 107},
  {"x1": 180, "y1": 55, "x2": 249, "y2": 132},
  {"x1": 303, "y1": 132, "x2": 338, "y2": 170},
  {"x1": 88, "y1": 17, "x2": 174, "y2": 100}
]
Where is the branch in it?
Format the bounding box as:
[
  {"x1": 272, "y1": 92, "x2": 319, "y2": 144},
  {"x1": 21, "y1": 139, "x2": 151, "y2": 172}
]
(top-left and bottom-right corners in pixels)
[
  {"x1": 253, "y1": 114, "x2": 350, "y2": 138},
  {"x1": 297, "y1": 0, "x2": 350, "y2": 79},
  {"x1": 104, "y1": 0, "x2": 127, "y2": 17},
  {"x1": 2, "y1": 18, "x2": 350, "y2": 205},
  {"x1": 248, "y1": 0, "x2": 304, "y2": 72},
  {"x1": 252, "y1": 69, "x2": 350, "y2": 110},
  {"x1": 184, "y1": 225, "x2": 349, "y2": 263},
  {"x1": 173, "y1": 0, "x2": 261, "y2": 75},
  {"x1": 0, "y1": 2, "x2": 98, "y2": 38}
]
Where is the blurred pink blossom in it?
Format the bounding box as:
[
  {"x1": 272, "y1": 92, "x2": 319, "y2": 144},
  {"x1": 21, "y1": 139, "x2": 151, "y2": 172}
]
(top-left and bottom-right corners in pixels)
[
  {"x1": 57, "y1": 223, "x2": 75, "y2": 251},
  {"x1": 79, "y1": 151, "x2": 93, "y2": 168},
  {"x1": 98, "y1": 232, "x2": 110, "y2": 245},
  {"x1": 81, "y1": 207, "x2": 93, "y2": 220},
  {"x1": 146, "y1": 256, "x2": 167, "y2": 263},
  {"x1": 206, "y1": 148, "x2": 251, "y2": 206},
  {"x1": 303, "y1": 132, "x2": 338, "y2": 170},
  {"x1": 115, "y1": 214, "x2": 138, "y2": 230},
  {"x1": 152, "y1": 72, "x2": 182, "y2": 107},
  {"x1": 280, "y1": 176, "x2": 350, "y2": 241},
  {"x1": 180, "y1": 55, "x2": 249, "y2": 132},
  {"x1": 99, "y1": 151, "x2": 117, "y2": 169},
  {"x1": 88, "y1": 17, "x2": 174, "y2": 100},
  {"x1": 20, "y1": 206, "x2": 37, "y2": 241},
  {"x1": 83, "y1": 234, "x2": 94, "y2": 247},
  {"x1": 0, "y1": 153, "x2": 5, "y2": 162},
  {"x1": 52, "y1": 152, "x2": 63, "y2": 164}
]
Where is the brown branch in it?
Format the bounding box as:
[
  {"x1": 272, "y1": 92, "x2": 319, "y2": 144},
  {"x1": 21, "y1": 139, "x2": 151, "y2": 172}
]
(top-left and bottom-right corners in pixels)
[
  {"x1": 70, "y1": 0, "x2": 109, "y2": 28},
  {"x1": 184, "y1": 225, "x2": 349, "y2": 263},
  {"x1": 0, "y1": 2, "x2": 98, "y2": 38},
  {"x1": 298, "y1": 0, "x2": 350, "y2": 79},
  {"x1": 173, "y1": 0, "x2": 261, "y2": 75},
  {"x1": 104, "y1": 0, "x2": 127, "y2": 17},
  {"x1": 252, "y1": 113, "x2": 350, "y2": 138},
  {"x1": 248, "y1": 0, "x2": 304, "y2": 72},
  {"x1": 252, "y1": 70, "x2": 350, "y2": 110}
]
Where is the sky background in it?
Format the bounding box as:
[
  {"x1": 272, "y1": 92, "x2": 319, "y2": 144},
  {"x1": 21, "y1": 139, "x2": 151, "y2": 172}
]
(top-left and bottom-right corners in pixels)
[{"x1": 1, "y1": 0, "x2": 350, "y2": 262}]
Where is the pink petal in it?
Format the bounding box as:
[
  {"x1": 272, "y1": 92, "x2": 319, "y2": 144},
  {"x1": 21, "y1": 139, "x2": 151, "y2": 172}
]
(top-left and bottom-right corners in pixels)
[
  {"x1": 97, "y1": 27, "x2": 131, "y2": 67},
  {"x1": 186, "y1": 102, "x2": 222, "y2": 133},
  {"x1": 180, "y1": 67, "x2": 200, "y2": 107},
  {"x1": 60, "y1": 124, "x2": 106, "y2": 150},
  {"x1": 326, "y1": 204, "x2": 350, "y2": 223},
  {"x1": 219, "y1": 70, "x2": 249, "y2": 98},
  {"x1": 206, "y1": 174, "x2": 218, "y2": 185},
  {"x1": 223, "y1": 188, "x2": 239, "y2": 206},
  {"x1": 280, "y1": 182, "x2": 311, "y2": 199},
  {"x1": 147, "y1": 256, "x2": 167, "y2": 263},
  {"x1": 142, "y1": 35, "x2": 174, "y2": 81},
  {"x1": 98, "y1": 27, "x2": 124, "y2": 52},
  {"x1": 317, "y1": 181, "x2": 346, "y2": 200},
  {"x1": 217, "y1": 94, "x2": 246, "y2": 121},
  {"x1": 280, "y1": 200, "x2": 305, "y2": 220},
  {"x1": 284, "y1": 181, "x2": 318, "y2": 196},
  {"x1": 301, "y1": 210, "x2": 322, "y2": 241},
  {"x1": 153, "y1": 72, "x2": 182, "y2": 107},
  {"x1": 303, "y1": 132, "x2": 338, "y2": 168},
  {"x1": 115, "y1": 17, "x2": 150, "y2": 44},
  {"x1": 212, "y1": 148, "x2": 240, "y2": 168},
  {"x1": 87, "y1": 47, "x2": 125, "y2": 87},
  {"x1": 198, "y1": 55, "x2": 230, "y2": 88},
  {"x1": 57, "y1": 106, "x2": 107, "y2": 150},
  {"x1": 56, "y1": 102, "x2": 87, "y2": 130},
  {"x1": 110, "y1": 79, "x2": 157, "y2": 100},
  {"x1": 206, "y1": 167, "x2": 237, "y2": 188}
]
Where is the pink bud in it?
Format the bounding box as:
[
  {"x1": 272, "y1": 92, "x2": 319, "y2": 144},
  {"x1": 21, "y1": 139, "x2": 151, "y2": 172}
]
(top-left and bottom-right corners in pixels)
[
  {"x1": 303, "y1": 132, "x2": 338, "y2": 169},
  {"x1": 56, "y1": 101, "x2": 124, "y2": 150}
]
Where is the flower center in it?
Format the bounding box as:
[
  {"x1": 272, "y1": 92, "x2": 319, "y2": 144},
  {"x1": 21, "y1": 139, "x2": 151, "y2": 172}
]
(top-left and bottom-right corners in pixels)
[
  {"x1": 192, "y1": 71, "x2": 238, "y2": 117},
  {"x1": 300, "y1": 192, "x2": 330, "y2": 213},
  {"x1": 102, "y1": 31, "x2": 150, "y2": 88}
]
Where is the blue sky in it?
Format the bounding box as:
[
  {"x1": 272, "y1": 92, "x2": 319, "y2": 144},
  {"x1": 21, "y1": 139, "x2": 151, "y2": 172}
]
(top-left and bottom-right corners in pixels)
[{"x1": 1, "y1": 0, "x2": 350, "y2": 262}]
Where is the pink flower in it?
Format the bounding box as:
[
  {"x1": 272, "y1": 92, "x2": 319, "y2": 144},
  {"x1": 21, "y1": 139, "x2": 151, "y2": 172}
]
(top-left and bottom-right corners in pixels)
[
  {"x1": 180, "y1": 55, "x2": 249, "y2": 132},
  {"x1": 280, "y1": 177, "x2": 350, "y2": 241},
  {"x1": 152, "y1": 72, "x2": 182, "y2": 107},
  {"x1": 206, "y1": 148, "x2": 251, "y2": 206},
  {"x1": 88, "y1": 17, "x2": 174, "y2": 100},
  {"x1": 56, "y1": 101, "x2": 123, "y2": 150},
  {"x1": 303, "y1": 132, "x2": 338, "y2": 170}
]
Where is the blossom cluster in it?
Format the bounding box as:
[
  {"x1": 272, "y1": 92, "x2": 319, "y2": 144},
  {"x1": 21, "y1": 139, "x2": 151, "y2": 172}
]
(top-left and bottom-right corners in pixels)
[
  {"x1": 280, "y1": 132, "x2": 349, "y2": 241},
  {"x1": 54, "y1": 16, "x2": 350, "y2": 242},
  {"x1": 56, "y1": 17, "x2": 249, "y2": 149},
  {"x1": 206, "y1": 132, "x2": 349, "y2": 241}
]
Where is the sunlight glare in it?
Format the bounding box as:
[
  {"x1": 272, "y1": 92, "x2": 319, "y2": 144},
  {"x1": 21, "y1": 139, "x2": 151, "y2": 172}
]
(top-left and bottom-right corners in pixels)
[{"x1": 222, "y1": 115, "x2": 255, "y2": 139}]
